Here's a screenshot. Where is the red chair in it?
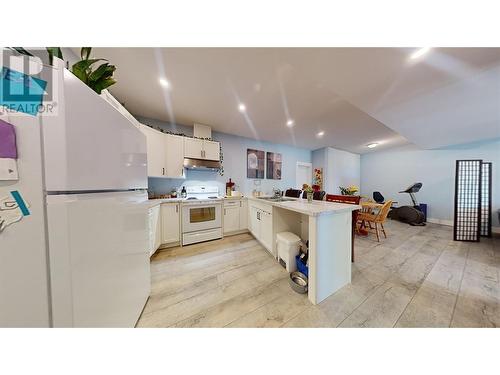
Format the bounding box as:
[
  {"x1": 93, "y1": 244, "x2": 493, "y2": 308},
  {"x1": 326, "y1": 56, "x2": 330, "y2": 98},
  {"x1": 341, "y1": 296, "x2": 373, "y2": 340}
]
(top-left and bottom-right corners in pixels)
[{"x1": 325, "y1": 194, "x2": 361, "y2": 262}]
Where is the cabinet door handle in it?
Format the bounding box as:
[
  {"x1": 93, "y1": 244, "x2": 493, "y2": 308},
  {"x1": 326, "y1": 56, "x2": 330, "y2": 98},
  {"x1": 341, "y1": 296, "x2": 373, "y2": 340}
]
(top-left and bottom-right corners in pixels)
[
  {"x1": 224, "y1": 208, "x2": 226, "y2": 215},
  {"x1": 240, "y1": 201, "x2": 242, "y2": 207},
  {"x1": 176, "y1": 205, "x2": 178, "y2": 213},
  {"x1": 162, "y1": 167, "x2": 165, "y2": 175}
]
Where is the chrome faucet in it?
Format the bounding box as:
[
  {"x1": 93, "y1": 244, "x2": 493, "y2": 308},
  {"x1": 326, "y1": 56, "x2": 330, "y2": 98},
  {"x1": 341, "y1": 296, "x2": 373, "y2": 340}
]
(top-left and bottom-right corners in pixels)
[{"x1": 272, "y1": 188, "x2": 282, "y2": 198}]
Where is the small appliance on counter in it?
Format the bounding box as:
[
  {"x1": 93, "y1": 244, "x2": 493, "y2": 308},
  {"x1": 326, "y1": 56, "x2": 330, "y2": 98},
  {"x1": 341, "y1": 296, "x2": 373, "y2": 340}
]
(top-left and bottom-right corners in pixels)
[{"x1": 226, "y1": 178, "x2": 235, "y2": 196}]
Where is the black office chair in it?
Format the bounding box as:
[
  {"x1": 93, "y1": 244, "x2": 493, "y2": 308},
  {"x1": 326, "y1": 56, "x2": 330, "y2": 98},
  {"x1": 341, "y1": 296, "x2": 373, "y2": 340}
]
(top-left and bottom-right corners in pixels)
[
  {"x1": 285, "y1": 189, "x2": 302, "y2": 198},
  {"x1": 302, "y1": 190, "x2": 326, "y2": 201},
  {"x1": 373, "y1": 191, "x2": 385, "y2": 203}
]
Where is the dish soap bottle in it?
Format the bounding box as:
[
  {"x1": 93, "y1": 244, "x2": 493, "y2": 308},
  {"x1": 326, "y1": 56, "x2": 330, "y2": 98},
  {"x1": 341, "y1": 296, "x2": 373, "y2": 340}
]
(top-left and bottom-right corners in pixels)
[{"x1": 181, "y1": 186, "x2": 187, "y2": 198}]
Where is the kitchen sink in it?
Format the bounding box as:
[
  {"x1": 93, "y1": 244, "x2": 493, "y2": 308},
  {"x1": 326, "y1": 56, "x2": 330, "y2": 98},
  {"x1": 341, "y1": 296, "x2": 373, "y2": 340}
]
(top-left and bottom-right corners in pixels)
[{"x1": 257, "y1": 197, "x2": 295, "y2": 202}]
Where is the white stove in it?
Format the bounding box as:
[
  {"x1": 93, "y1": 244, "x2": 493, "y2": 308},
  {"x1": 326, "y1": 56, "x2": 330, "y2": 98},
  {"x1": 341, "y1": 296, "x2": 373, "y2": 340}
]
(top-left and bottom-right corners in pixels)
[
  {"x1": 183, "y1": 186, "x2": 223, "y2": 203},
  {"x1": 181, "y1": 186, "x2": 223, "y2": 245}
]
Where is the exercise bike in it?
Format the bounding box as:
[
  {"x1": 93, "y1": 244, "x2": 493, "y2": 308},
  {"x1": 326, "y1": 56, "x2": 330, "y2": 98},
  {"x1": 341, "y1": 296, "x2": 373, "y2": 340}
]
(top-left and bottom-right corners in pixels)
[{"x1": 388, "y1": 182, "x2": 426, "y2": 226}]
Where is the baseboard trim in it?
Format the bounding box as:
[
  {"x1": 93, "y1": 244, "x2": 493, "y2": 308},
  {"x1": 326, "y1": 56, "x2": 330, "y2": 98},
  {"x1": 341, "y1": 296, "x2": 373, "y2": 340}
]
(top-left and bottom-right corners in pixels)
[
  {"x1": 426, "y1": 217, "x2": 500, "y2": 234},
  {"x1": 426, "y1": 218, "x2": 453, "y2": 227},
  {"x1": 223, "y1": 229, "x2": 249, "y2": 237}
]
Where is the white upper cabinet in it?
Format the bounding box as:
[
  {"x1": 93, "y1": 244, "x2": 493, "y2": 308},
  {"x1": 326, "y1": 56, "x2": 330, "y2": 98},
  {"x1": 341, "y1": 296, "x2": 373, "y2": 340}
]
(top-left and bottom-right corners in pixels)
[
  {"x1": 164, "y1": 134, "x2": 185, "y2": 178},
  {"x1": 184, "y1": 138, "x2": 204, "y2": 159},
  {"x1": 140, "y1": 124, "x2": 220, "y2": 177},
  {"x1": 184, "y1": 138, "x2": 220, "y2": 161},
  {"x1": 203, "y1": 140, "x2": 220, "y2": 161},
  {"x1": 140, "y1": 125, "x2": 166, "y2": 177}
]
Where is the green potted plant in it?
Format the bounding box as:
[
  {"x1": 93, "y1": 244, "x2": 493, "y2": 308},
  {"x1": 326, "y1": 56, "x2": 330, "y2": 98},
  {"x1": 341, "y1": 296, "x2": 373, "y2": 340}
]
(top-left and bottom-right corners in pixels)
[
  {"x1": 302, "y1": 184, "x2": 314, "y2": 203},
  {"x1": 339, "y1": 185, "x2": 359, "y2": 196},
  {"x1": 71, "y1": 47, "x2": 117, "y2": 94}
]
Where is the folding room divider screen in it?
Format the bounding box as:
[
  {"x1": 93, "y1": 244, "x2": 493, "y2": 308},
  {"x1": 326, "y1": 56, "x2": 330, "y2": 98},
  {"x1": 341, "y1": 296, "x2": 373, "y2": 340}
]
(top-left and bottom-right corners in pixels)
[
  {"x1": 480, "y1": 162, "x2": 492, "y2": 237},
  {"x1": 453, "y1": 160, "x2": 493, "y2": 241}
]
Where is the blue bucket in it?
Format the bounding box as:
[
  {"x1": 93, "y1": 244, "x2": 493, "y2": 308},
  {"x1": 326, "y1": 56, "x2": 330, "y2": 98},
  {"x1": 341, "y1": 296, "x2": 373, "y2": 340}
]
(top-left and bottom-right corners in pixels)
[{"x1": 295, "y1": 255, "x2": 308, "y2": 277}]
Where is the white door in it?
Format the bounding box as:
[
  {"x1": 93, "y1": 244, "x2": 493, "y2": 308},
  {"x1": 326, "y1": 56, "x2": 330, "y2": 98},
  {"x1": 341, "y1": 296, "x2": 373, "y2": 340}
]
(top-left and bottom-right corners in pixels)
[
  {"x1": 296, "y1": 162, "x2": 312, "y2": 189},
  {"x1": 140, "y1": 125, "x2": 166, "y2": 177},
  {"x1": 46, "y1": 190, "x2": 150, "y2": 327},
  {"x1": 239, "y1": 199, "x2": 248, "y2": 230},
  {"x1": 164, "y1": 134, "x2": 185, "y2": 178},
  {"x1": 184, "y1": 138, "x2": 204, "y2": 159},
  {"x1": 260, "y1": 210, "x2": 273, "y2": 254},
  {"x1": 223, "y1": 205, "x2": 240, "y2": 234},
  {"x1": 249, "y1": 206, "x2": 260, "y2": 239},
  {"x1": 203, "y1": 140, "x2": 220, "y2": 161},
  {"x1": 161, "y1": 203, "x2": 180, "y2": 243}
]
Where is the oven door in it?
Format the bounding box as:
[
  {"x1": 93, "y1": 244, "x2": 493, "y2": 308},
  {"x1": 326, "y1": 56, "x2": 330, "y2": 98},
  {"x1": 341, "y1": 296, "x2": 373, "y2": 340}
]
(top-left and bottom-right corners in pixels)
[{"x1": 182, "y1": 202, "x2": 222, "y2": 233}]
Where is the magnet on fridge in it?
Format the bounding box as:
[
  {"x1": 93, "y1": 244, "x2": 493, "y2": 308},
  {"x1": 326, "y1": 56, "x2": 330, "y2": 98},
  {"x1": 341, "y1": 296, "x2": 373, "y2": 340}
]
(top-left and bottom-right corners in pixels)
[
  {"x1": 0, "y1": 191, "x2": 30, "y2": 233},
  {"x1": 0, "y1": 118, "x2": 18, "y2": 181}
]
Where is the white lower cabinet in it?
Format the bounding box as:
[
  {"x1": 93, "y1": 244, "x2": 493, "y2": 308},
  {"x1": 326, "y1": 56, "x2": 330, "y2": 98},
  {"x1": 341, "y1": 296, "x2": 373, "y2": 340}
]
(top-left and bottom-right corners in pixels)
[
  {"x1": 223, "y1": 198, "x2": 248, "y2": 234},
  {"x1": 161, "y1": 203, "x2": 180, "y2": 244},
  {"x1": 260, "y1": 210, "x2": 273, "y2": 252},
  {"x1": 249, "y1": 205, "x2": 260, "y2": 238},
  {"x1": 148, "y1": 205, "x2": 161, "y2": 256},
  {"x1": 248, "y1": 201, "x2": 273, "y2": 254},
  {"x1": 239, "y1": 199, "x2": 248, "y2": 230}
]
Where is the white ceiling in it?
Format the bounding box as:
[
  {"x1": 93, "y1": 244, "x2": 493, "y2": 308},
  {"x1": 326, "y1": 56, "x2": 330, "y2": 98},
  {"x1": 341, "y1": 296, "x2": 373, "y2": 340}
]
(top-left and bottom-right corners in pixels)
[{"x1": 86, "y1": 48, "x2": 500, "y2": 153}]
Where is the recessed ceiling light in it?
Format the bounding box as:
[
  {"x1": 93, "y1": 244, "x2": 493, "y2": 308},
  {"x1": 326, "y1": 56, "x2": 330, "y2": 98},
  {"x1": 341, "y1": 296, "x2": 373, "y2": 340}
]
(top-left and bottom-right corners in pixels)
[
  {"x1": 410, "y1": 47, "x2": 431, "y2": 60},
  {"x1": 286, "y1": 119, "x2": 294, "y2": 127},
  {"x1": 367, "y1": 142, "x2": 379, "y2": 148},
  {"x1": 159, "y1": 78, "x2": 170, "y2": 87},
  {"x1": 316, "y1": 131, "x2": 325, "y2": 138},
  {"x1": 238, "y1": 103, "x2": 246, "y2": 112}
]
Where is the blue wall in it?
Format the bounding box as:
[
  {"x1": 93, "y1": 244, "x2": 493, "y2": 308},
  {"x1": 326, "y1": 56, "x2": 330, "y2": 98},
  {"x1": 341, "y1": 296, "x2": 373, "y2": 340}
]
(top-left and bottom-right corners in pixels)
[
  {"x1": 360, "y1": 139, "x2": 500, "y2": 229},
  {"x1": 137, "y1": 116, "x2": 312, "y2": 196}
]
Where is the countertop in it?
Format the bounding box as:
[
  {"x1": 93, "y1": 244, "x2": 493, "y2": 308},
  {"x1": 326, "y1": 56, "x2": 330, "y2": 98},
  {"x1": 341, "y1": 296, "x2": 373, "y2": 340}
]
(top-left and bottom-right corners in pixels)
[
  {"x1": 146, "y1": 196, "x2": 246, "y2": 208},
  {"x1": 247, "y1": 196, "x2": 360, "y2": 217}
]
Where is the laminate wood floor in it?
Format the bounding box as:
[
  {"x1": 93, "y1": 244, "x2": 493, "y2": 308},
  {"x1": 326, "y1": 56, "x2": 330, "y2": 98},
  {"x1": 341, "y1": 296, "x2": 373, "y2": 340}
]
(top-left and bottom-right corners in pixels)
[{"x1": 136, "y1": 221, "x2": 500, "y2": 328}]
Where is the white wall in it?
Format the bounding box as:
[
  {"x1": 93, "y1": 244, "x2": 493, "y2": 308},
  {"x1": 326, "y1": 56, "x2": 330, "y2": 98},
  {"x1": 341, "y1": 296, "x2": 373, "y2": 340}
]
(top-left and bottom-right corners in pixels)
[
  {"x1": 360, "y1": 140, "x2": 500, "y2": 230},
  {"x1": 312, "y1": 147, "x2": 361, "y2": 194}
]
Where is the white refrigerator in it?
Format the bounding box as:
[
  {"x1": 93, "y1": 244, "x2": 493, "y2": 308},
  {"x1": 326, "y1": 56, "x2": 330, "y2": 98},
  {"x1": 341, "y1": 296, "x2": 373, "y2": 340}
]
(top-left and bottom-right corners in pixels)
[{"x1": 0, "y1": 56, "x2": 150, "y2": 327}]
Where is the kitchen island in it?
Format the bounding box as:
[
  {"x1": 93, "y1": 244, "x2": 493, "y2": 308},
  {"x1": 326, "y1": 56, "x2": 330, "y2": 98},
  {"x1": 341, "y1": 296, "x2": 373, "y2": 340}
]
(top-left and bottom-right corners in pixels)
[{"x1": 247, "y1": 196, "x2": 361, "y2": 305}]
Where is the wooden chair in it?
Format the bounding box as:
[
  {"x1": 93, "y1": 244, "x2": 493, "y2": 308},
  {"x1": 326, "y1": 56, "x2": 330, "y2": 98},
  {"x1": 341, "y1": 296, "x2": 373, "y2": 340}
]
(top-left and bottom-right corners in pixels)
[
  {"x1": 357, "y1": 200, "x2": 392, "y2": 242},
  {"x1": 325, "y1": 194, "x2": 361, "y2": 262}
]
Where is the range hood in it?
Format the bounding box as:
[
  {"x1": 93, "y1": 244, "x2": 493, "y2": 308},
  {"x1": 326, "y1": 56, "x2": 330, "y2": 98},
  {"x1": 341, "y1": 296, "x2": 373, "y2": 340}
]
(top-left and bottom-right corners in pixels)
[{"x1": 183, "y1": 158, "x2": 221, "y2": 171}]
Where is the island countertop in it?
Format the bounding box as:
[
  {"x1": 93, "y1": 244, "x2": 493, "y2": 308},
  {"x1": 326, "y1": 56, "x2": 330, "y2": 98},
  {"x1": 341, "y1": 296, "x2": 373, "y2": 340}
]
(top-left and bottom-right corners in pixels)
[{"x1": 247, "y1": 196, "x2": 360, "y2": 217}]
